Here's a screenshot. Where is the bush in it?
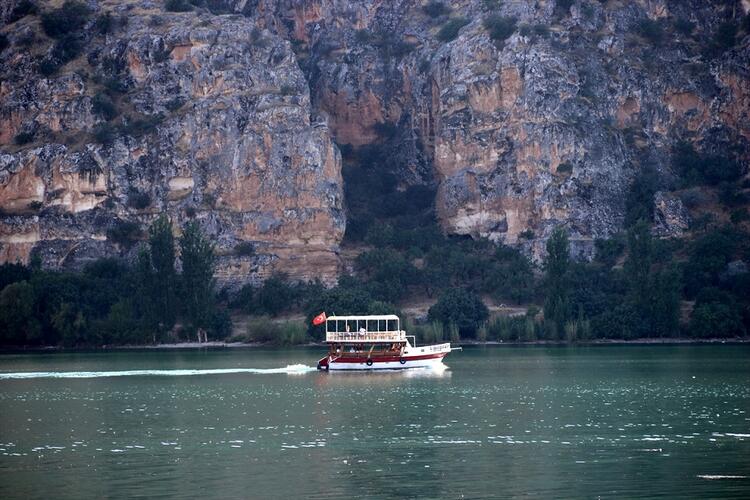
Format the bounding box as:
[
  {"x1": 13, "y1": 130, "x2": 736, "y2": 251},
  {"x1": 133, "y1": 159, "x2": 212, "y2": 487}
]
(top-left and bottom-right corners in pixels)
[
  {"x1": 8, "y1": 1, "x2": 39, "y2": 23},
  {"x1": 672, "y1": 141, "x2": 744, "y2": 186},
  {"x1": 38, "y1": 58, "x2": 59, "y2": 76},
  {"x1": 127, "y1": 189, "x2": 151, "y2": 209},
  {"x1": 594, "y1": 235, "x2": 625, "y2": 267},
  {"x1": 122, "y1": 114, "x2": 163, "y2": 137},
  {"x1": 14, "y1": 131, "x2": 34, "y2": 145},
  {"x1": 624, "y1": 163, "x2": 659, "y2": 227},
  {"x1": 437, "y1": 17, "x2": 470, "y2": 42},
  {"x1": 519, "y1": 229, "x2": 535, "y2": 240},
  {"x1": 91, "y1": 92, "x2": 117, "y2": 120},
  {"x1": 92, "y1": 123, "x2": 116, "y2": 144},
  {"x1": 557, "y1": 162, "x2": 573, "y2": 174},
  {"x1": 714, "y1": 21, "x2": 738, "y2": 52},
  {"x1": 234, "y1": 241, "x2": 255, "y2": 257},
  {"x1": 242, "y1": 317, "x2": 307, "y2": 346},
  {"x1": 0, "y1": 34, "x2": 8, "y2": 53},
  {"x1": 428, "y1": 288, "x2": 489, "y2": 337},
  {"x1": 673, "y1": 18, "x2": 694, "y2": 37},
  {"x1": 555, "y1": 0, "x2": 574, "y2": 17},
  {"x1": 107, "y1": 220, "x2": 141, "y2": 247},
  {"x1": 165, "y1": 0, "x2": 193, "y2": 12},
  {"x1": 51, "y1": 33, "x2": 84, "y2": 64},
  {"x1": 634, "y1": 18, "x2": 664, "y2": 46},
  {"x1": 483, "y1": 15, "x2": 517, "y2": 43},
  {"x1": 255, "y1": 274, "x2": 297, "y2": 316},
  {"x1": 41, "y1": 1, "x2": 90, "y2": 39},
  {"x1": 423, "y1": 1, "x2": 450, "y2": 18},
  {"x1": 94, "y1": 12, "x2": 113, "y2": 35}
]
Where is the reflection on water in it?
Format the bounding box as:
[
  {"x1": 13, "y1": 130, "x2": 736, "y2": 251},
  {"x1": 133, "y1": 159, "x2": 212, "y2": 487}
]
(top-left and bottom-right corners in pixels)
[{"x1": 1, "y1": 346, "x2": 749, "y2": 499}]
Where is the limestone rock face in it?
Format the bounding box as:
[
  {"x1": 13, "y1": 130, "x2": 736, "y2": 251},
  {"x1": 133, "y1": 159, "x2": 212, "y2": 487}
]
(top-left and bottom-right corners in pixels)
[
  {"x1": 1, "y1": 0, "x2": 748, "y2": 280},
  {"x1": 263, "y1": 0, "x2": 749, "y2": 259},
  {"x1": 0, "y1": 3, "x2": 344, "y2": 286},
  {"x1": 652, "y1": 191, "x2": 690, "y2": 238}
]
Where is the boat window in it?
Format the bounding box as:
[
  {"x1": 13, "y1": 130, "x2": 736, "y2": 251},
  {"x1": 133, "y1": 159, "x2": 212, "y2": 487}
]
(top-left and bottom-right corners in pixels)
[{"x1": 387, "y1": 319, "x2": 397, "y2": 332}]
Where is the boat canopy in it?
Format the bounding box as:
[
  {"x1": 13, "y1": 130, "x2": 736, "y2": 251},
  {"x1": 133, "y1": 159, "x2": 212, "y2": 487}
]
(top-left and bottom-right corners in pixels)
[{"x1": 325, "y1": 315, "x2": 404, "y2": 343}]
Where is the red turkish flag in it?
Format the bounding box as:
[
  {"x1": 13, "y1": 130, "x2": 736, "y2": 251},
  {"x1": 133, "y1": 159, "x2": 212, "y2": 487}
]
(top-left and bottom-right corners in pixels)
[{"x1": 312, "y1": 312, "x2": 327, "y2": 326}]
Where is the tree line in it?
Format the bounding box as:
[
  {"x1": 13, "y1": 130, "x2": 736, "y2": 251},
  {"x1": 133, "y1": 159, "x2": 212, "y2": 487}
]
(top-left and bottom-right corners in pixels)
[{"x1": 0, "y1": 216, "x2": 228, "y2": 347}]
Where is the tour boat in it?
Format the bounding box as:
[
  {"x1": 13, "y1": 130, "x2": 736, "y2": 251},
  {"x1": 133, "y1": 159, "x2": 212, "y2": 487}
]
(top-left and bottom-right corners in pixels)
[{"x1": 314, "y1": 314, "x2": 460, "y2": 371}]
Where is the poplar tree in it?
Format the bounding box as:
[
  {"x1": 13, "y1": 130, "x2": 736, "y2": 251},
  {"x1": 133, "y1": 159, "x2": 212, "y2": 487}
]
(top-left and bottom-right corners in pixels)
[
  {"x1": 148, "y1": 214, "x2": 177, "y2": 332},
  {"x1": 179, "y1": 221, "x2": 216, "y2": 335},
  {"x1": 543, "y1": 227, "x2": 572, "y2": 338}
]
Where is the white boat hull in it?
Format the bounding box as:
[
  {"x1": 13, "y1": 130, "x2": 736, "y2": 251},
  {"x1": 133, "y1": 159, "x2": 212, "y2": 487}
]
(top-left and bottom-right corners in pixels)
[{"x1": 318, "y1": 343, "x2": 454, "y2": 371}]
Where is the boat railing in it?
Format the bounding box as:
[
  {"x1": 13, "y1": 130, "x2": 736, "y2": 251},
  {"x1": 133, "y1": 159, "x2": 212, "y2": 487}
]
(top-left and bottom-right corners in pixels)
[
  {"x1": 423, "y1": 343, "x2": 451, "y2": 352},
  {"x1": 325, "y1": 330, "x2": 406, "y2": 343}
]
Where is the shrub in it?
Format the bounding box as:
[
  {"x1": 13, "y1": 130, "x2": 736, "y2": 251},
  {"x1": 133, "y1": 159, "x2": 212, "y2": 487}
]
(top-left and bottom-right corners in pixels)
[
  {"x1": 634, "y1": 19, "x2": 664, "y2": 46},
  {"x1": 27, "y1": 201, "x2": 43, "y2": 211},
  {"x1": 279, "y1": 84, "x2": 296, "y2": 96},
  {"x1": 94, "y1": 12, "x2": 113, "y2": 35},
  {"x1": 428, "y1": 288, "x2": 489, "y2": 337},
  {"x1": 107, "y1": 220, "x2": 141, "y2": 247},
  {"x1": 354, "y1": 29, "x2": 371, "y2": 44},
  {"x1": 41, "y1": 1, "x2": 90, "y2": 39},
  {"x1": 234, "y1": 241, "x2": 255, "y2": 257},
  {"x1": 165, "y1": 0, "x2": 193, "y2": 12},
  {"x1": 519, "y1": 229, "x2": 535, "y2": 240},
  {"x1": 243, "y1": 317, "x2": 307, "y2": 346},
  {"x1": 122, "y1": 114, "x2": 163, "y2": 137},
  {"x1": 423, "y1": 1, "x2": 450, "y2": 18},
  {"x1": 38, "y1": 58, "x2": 60, "y2": 76},
  {"x1": 673, "y1": 18, "x2": 694, "y2": 37},
  {"x1": 91, "y1": 92, "x2": 117, "y2": 120},
  {"x1": 483, "y1": 15, "x2": 517, "y2": 43},
  {"x1": 594, "y1": 236, "x2": 625, "y2": 267},
  {"x1": 557, "y1": 162, "x2": 573, "y2": 174},
  {"x1": 104, "y1": 77, "x2": 128, "y2": 94},
  {"x1": 437, "y1": 17, "x2": 470, "y2": 42},
  {"x1": 714, "y1": 21, "x2": 738, "y2": 52},
  {"x1": 127, "y1": 189, "x2": 151, "y2": 209},
  {"x1": 92, "y1": 123, "x2": 116, "y2": 144},
  {"x1": 533, "y1": 24, "x2": 550, "y2": 38},
  {"x1": 0, "y1": 34, "x2": 8, "y2": 53},
  {"x1": 14, "y1": 131, "x2": 34, "y2": 145},
  {"x1": 9, "y1": 1, "x2": 39, "y2": 23},
  {"x1": 555, "y1": 0, "x2": 574, "y2": 17}
]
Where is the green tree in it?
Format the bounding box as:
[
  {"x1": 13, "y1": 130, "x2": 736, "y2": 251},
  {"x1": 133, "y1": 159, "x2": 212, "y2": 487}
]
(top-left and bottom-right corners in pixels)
[
  {"x1": 149, "y1": 215, "x2": 177, "y2": 331},
  {"x1": 543, "y1": 227, "x2": 572, "y2": 337},
  {"x1": 133, "y1": 247, "x2": 159, "y2": 342},
  {"x1": 0, "y1": 281, "x2": 39, "y2": 345},
  {"x1": 180, "y1": 221, "x2": 216, "y2": 335},
  {"x1": 428, "y1": 288, "x2": 489, "y2": 337},
  {"x1": 623, "y1": 222, "x2": 681, "y2": 338}
]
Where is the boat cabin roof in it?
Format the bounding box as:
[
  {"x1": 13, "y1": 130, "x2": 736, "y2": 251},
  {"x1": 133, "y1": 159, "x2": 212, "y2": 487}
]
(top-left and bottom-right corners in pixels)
[
  {"x1": 324, "y1": 314, "x2": 405, "y2": 343},
  {"x1": 326, "y1": 314, "x2": 400, "y2": 321}
]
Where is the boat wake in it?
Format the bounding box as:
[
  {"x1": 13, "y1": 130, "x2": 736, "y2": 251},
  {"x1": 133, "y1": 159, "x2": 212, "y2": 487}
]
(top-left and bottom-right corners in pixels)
[{"x1": 0, "y1": 364, "x2": 317, "y2": 380}]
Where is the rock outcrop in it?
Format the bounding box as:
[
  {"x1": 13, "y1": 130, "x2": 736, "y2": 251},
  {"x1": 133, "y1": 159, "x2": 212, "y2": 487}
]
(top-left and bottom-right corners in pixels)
[
  {"x1": 1, "y1": 0, "x2": 748, "y2": 282},
  {"x1": 0, "y1": 2, "x2": 344, "y2": 286}
]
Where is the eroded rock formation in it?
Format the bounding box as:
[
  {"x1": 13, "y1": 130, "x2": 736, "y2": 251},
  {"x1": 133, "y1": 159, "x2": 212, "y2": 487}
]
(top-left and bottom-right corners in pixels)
[{"x1": 0, "y1": 0, "x2": 748, "y2": 282}]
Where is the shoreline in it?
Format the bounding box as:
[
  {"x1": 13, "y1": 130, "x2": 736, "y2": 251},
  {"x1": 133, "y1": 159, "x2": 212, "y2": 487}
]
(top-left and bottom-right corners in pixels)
[{"x1": 1, "y1": 337, "x2": 749, "y2": 353}]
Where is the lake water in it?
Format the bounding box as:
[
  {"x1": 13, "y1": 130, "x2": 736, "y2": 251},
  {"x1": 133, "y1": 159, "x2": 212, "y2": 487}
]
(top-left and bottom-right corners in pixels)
[{"x1": 1, "y1": 345, "x2": 749, "y2": 499}]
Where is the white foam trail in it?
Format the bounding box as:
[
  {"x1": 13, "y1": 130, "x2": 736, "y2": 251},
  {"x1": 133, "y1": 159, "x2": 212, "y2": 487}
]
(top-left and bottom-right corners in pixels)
[
  {"x1": 697, "y1": 475, "x2": 747, "y2": 480},
  {"x1": 0, "y1": 364, "x2": 317, "y2": 380}
]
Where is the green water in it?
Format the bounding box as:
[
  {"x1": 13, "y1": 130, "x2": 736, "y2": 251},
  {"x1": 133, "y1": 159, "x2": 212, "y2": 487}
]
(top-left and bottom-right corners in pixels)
[{"x1": 1, "y1": 346, "x2": 749, "y2": 499}]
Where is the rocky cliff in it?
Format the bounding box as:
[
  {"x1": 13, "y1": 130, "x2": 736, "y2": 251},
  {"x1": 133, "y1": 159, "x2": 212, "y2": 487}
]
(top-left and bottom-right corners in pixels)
[{"x1": 1, "y1": 0, "x2": 748, "y2": 283}]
